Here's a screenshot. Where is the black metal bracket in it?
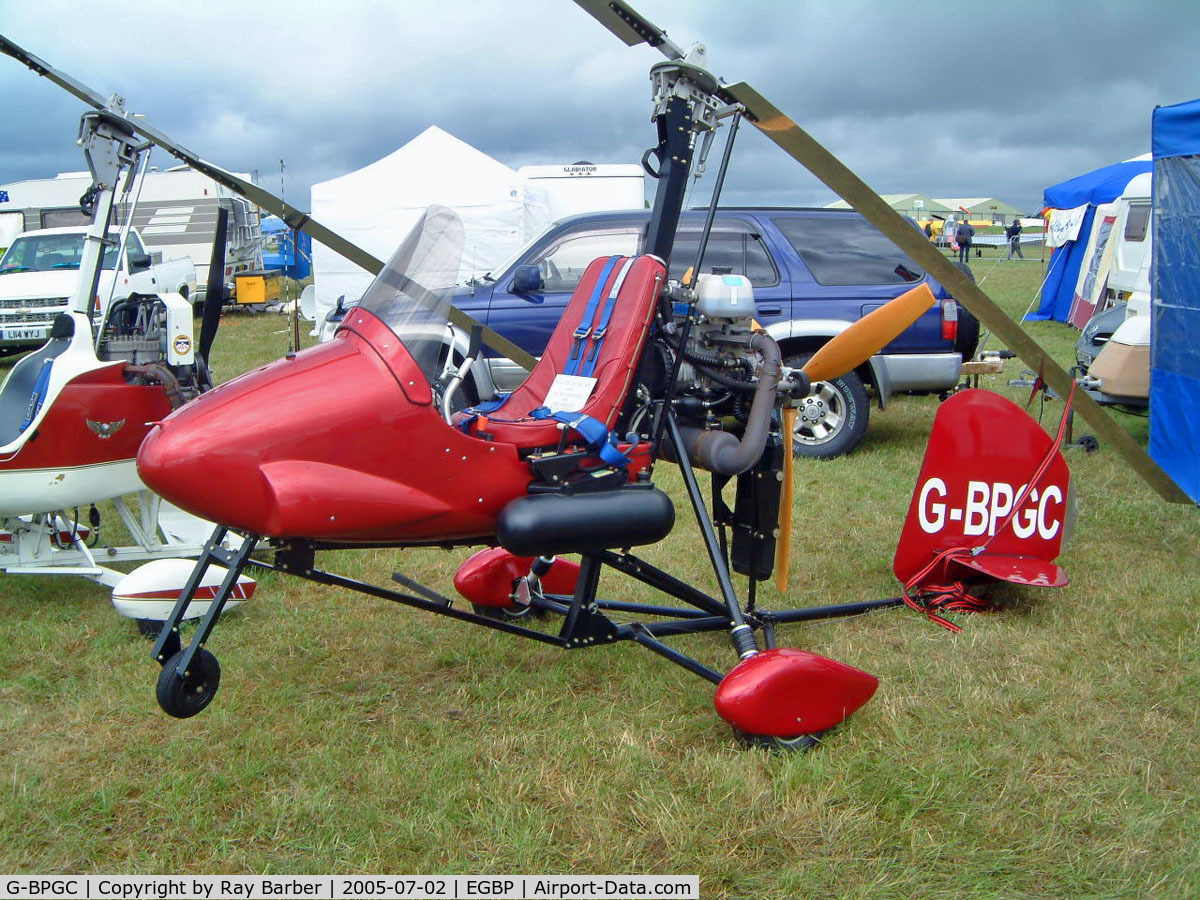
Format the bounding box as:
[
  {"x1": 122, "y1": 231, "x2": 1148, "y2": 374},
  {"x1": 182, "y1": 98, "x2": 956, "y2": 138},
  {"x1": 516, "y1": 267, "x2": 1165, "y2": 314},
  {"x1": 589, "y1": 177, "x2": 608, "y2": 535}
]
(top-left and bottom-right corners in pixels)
[{"x1": 557, "y1": 555, "x2": 621, "y2": 648}]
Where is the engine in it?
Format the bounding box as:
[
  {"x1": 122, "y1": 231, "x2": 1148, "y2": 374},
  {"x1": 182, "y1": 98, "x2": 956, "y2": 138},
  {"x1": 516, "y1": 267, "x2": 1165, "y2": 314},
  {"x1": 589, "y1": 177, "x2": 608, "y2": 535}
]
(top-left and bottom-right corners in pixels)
[
  {"x1": 665, "y1": 273, "x2": 807, "y2": 475},
  {"x1": 97, "y1": 291, "x2": 202, "y2": 405},
  {"x1": 654, "y1": 272, "x2": 809, "y2": 581}
]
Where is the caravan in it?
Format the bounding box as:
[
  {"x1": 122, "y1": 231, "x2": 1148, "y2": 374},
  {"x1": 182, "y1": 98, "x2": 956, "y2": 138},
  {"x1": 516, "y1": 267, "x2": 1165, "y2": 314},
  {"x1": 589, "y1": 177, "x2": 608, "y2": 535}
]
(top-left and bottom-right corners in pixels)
[
  {"x1": 1106, "y1": 171, "x2": 1152, "y2": 300},
  {"x1": 516, "y1": 163, "x2": 645, "y2": 221},
  {"x1": 1074, "y1": 172, "x2": 1154, "y2": 406},
  {"x1": 0, "y1": 166, "x2": 263, "y2": 304},
  {"x1": 1034, "y1": 157, "x2": 1156, "y2": 408}
]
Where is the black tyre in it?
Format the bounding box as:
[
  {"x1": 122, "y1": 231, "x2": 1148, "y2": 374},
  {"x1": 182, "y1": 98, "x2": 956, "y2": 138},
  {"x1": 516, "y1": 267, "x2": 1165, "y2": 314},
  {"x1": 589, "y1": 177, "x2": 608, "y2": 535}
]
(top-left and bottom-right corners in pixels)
[
  {"x1": 949, "y1": 262, "x2": 981, "y2": 360},
  {"x1": 470, "y1": 602, "x2": 540, "y2": 621},
  {"x1": 785, "y1": 353, "x2": 870, "y2": 459},
  {"x1": 135, "y1": 618, "x2": 163, "y2": 639},
  {"x1": 156, "y1": 648, "x2": 221, "y2": 719},
  {"x1": 734, "y1": 729, "x2": 824, "y2": 753}
]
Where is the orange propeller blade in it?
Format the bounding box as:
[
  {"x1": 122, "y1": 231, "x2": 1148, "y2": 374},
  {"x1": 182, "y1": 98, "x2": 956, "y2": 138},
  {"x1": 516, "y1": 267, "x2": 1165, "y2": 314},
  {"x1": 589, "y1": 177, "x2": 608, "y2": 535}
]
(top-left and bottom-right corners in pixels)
[{"x1": 801, "y1": 283, "x2": 935, "y2": 383}]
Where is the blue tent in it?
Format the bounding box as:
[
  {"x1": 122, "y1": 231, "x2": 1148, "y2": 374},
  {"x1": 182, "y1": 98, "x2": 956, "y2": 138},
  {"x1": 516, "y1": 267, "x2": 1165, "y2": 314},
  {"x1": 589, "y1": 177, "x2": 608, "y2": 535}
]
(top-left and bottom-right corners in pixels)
[
  {"x1": 1149, "y1": 97, "x2": 1200, "y2": 504},
  {"x1": 1029, "y1": 158, "x2": 1153, "y2": 322}
]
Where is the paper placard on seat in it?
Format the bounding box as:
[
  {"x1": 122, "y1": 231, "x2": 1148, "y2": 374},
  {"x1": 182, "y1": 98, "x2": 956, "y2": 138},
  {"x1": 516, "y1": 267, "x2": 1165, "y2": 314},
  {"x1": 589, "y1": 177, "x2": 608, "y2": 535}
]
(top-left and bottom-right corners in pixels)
[{"x1": 542, "y1": 374, "x2": 596, "y2": 413}]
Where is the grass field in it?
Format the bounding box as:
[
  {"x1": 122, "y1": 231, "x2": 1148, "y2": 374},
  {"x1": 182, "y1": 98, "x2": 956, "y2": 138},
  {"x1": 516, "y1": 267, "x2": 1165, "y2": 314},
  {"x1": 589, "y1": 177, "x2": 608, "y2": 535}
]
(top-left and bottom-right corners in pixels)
[{"x1": 1, "y1": 257, "x2": 1197, "y2": 897}]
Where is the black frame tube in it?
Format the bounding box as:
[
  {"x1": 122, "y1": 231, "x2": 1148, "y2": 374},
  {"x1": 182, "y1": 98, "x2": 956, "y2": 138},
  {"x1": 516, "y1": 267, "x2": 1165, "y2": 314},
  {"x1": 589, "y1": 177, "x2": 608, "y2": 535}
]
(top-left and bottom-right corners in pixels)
[
  {"x1": 629, "y1": 629, "x2": 724, "y2": 685},
  {"x1": 247, "y1": 558, "x2": 568, "y2": 647},
  {"x1": 664, "y1": 414, "x2": 751, "y2": 631},
  {"x1": 689, "y1": 112, "x2": 741, "y2": 281},
  {"x1": 644, "y1": 97, "x2": 694, "y2": 263}
]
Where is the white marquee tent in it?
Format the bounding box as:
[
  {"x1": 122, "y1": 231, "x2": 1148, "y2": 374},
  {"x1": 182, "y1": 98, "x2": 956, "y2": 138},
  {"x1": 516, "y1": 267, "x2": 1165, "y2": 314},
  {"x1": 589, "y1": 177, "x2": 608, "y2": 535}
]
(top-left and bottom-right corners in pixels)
[{"x1": 309, "y1": 126, "x2": 550, "y2": 326}]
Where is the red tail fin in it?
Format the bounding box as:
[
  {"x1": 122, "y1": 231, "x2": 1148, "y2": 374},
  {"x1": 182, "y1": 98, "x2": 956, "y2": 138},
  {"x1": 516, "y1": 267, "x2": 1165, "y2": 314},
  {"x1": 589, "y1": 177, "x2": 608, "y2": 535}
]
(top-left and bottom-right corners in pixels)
[{"x1": 893, "y1": 390, "x2": 1072, "y2": 627}]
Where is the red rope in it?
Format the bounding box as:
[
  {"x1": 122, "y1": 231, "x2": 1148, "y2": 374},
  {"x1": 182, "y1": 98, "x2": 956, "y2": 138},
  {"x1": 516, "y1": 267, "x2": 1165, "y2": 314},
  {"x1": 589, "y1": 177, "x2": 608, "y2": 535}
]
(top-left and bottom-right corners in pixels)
[{"x1": 903, "y1": 383, "x2": 1076, "y2": 632}]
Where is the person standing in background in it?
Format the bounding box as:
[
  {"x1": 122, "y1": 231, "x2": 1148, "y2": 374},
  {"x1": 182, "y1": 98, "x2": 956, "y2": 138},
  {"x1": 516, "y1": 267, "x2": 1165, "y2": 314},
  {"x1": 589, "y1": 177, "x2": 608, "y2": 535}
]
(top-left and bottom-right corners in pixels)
[
  {"x1": 955, "y1": 219, "x2": 974, "y2": 264},
  {"x1": 1005, "y1": 217, "x2": 1024, "y2": 259}
]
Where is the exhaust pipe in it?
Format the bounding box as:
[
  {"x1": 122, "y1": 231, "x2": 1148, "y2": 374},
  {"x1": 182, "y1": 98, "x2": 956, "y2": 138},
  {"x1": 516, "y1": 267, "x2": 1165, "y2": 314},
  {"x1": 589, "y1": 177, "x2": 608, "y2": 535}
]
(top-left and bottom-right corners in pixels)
[{"x1": 677, "y1": 332, "x2": 782, "y2": 476}]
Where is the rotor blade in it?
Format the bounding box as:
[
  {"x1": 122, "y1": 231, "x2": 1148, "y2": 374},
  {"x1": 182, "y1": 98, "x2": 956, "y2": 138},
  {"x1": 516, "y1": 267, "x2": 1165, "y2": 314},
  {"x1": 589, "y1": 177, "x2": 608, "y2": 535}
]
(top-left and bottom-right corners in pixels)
[
  {"x1": 0, "y1": 32, "x2": 536, "y2": 372},
  {"x1": 723, "y1": 81, "x2": 1187, "y2": 504},
  {"x1": 802, "y1": 284, "x2": 935, "y2": 384},
  {"x1": 572, "y1": 0, "x2": 685, "y2": 59}
]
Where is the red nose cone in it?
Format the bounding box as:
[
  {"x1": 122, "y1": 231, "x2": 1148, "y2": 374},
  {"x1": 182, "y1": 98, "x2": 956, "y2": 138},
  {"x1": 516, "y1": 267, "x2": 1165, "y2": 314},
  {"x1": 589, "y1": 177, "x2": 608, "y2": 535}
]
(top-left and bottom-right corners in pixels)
[{"x1": 138, "y1": 331, "x2": 418, "y2": 536}]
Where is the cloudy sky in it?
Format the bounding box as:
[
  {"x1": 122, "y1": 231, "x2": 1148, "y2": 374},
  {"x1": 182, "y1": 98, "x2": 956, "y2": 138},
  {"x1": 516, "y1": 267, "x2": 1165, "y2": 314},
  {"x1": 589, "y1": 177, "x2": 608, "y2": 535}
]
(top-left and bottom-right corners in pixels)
[{"x1": 2, "y1": 0, "x2": 1197, "y2": 217}]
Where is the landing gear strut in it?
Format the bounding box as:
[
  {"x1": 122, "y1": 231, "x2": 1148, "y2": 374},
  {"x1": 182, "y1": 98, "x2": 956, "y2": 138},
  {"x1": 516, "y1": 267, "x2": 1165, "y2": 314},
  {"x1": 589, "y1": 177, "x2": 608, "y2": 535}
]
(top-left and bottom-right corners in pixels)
[{"x1": 151, "y1": 527, "x2": 258, "y2": 718}]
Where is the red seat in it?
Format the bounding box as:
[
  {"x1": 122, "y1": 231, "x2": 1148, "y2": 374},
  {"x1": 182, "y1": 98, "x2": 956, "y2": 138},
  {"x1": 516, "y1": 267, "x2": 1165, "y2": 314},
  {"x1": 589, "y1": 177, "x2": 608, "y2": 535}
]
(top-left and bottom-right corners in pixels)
[{"x1": 465, "y1": 254, "x2": 665, "y2": 450}]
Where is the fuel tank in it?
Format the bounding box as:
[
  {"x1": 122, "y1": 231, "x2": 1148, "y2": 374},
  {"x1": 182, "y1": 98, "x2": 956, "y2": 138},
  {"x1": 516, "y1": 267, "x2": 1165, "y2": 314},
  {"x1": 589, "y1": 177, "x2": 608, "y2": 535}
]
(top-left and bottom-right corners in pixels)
[{"x1": 497, "y1": 485, "x2": 675, "y2": 556}]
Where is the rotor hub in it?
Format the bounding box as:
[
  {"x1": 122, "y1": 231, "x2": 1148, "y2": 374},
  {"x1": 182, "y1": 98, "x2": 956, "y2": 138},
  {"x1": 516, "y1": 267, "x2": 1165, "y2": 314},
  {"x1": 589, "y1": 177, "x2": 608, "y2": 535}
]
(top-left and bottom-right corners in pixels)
[{"x1": 649, "y1": 47, "x2": 722, "y2": 133}]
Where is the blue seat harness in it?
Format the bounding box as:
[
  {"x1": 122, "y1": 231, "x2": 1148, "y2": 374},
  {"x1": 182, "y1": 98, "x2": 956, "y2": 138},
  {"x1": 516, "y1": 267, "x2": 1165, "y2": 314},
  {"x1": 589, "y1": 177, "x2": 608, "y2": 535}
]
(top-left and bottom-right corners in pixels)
[
  {"x1": 527, "y1": 407, "x2": 631, "y2": 467},
  {"x1": 565, "y1": 256, "x2": 636, "y2": 378},
  {"x1": 20, "y1": 358, "x2": 55, "y2": 433}
]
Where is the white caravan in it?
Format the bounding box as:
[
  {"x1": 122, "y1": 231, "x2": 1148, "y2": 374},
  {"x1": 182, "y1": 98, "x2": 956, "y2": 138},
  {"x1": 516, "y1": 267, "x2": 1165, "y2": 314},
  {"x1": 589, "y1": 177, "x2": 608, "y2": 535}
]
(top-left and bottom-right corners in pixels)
[
  {"x1": 516, "y1": 163, "x2": 646, "y2": 221},
  {"x1": 1076, "y1": 173, "x2": 1153, "y2": 406}
]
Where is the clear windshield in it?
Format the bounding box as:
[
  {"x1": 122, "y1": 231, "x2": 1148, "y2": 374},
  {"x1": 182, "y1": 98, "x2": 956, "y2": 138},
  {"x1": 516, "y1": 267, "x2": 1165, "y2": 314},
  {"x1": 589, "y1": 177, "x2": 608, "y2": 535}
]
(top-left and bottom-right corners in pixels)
[{"x1": 353, "y1": 205, "x2": 466, "y2": 386}]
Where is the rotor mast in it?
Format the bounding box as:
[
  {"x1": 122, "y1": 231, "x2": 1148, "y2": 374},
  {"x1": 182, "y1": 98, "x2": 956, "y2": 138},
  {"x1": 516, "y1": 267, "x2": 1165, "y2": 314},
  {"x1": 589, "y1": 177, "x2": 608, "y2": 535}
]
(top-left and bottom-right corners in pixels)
[
  {"x1": 72, "y1": 101, "x2": 147, "y2": 320},
  {"x1": 643, "y1": 47, "x2": 722, "y2": 263},
  {"x1": 575, "y1": 2, "x2": 727, "y2": 264}
]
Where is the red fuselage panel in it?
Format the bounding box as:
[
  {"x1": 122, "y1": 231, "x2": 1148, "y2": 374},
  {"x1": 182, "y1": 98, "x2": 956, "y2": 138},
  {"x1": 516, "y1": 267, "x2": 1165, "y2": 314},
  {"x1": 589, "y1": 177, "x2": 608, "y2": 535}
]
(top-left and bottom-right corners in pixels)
[
  {"x1": 137, "y1": 314, "x2": 532, "y2": 543},
  {"x1": 0, "y1": 363, "x2": 171, "y2": 473}
]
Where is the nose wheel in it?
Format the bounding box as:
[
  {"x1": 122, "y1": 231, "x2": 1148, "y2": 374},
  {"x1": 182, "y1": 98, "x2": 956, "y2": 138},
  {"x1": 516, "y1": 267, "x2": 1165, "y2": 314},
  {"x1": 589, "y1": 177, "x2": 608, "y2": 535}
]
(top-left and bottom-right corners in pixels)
[
  {"x1": 149, "y1": 526, "x2": 257, "y2": 719},
  {"x1": 156, "y1": 648, "x2": 221, "y2": 718},
  {"x1": 734, "y1": 729, "x2": 825, "y2": 753}
]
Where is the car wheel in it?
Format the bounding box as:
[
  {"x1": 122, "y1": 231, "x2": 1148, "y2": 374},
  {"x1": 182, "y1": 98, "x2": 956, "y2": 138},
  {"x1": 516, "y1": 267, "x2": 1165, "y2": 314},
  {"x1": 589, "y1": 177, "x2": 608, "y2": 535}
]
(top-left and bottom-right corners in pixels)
[
  {"x1": 785, "y1": 353, "x2": 870, "y2": 459},
  {"x1": 950, "y1": 262, "x2": 981, "y2": 360}
]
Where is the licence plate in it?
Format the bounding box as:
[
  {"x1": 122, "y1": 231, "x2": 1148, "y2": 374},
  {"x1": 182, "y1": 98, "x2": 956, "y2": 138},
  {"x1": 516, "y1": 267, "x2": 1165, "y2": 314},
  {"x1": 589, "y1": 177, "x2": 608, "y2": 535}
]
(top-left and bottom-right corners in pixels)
[{"x1": 0, "y1": 326, "x2": 48, "y2": 342}]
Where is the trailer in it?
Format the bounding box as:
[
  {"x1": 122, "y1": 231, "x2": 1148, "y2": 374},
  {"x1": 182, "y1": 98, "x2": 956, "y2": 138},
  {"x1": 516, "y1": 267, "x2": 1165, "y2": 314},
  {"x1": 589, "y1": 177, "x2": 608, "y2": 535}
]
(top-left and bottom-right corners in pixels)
[
  {"x1": 516, "y1": 162, "x2": 646, "y2": 221},
  {"x1": 0, "y1": 165, "x2": 263, "y2": 303}
]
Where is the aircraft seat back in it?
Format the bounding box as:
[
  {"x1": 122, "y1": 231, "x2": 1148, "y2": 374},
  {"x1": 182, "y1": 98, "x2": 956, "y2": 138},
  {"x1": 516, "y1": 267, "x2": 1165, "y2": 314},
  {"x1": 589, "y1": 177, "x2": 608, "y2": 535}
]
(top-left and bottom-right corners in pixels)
[
  {"x1": 464, "y1": 254, "x2": 665, "y2": 451},
  {"x1": 0, "y1": 314, "x2": 75, "y2": 446}
]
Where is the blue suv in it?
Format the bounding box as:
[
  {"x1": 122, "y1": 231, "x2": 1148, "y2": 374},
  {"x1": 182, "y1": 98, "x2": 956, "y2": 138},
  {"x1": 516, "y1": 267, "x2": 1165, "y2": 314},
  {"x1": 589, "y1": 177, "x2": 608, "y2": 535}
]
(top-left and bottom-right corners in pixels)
[{"x1": 449, "y1": 207, "x2": 977, "y2": 457}]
